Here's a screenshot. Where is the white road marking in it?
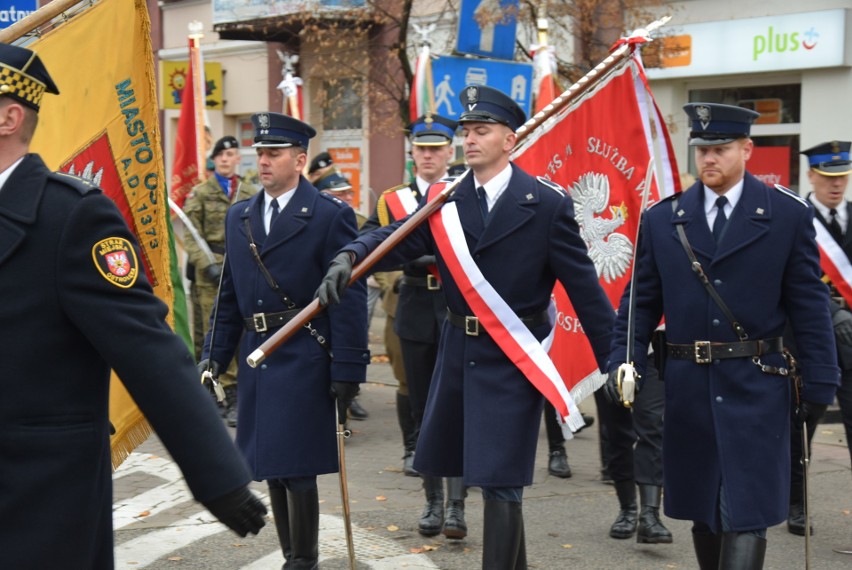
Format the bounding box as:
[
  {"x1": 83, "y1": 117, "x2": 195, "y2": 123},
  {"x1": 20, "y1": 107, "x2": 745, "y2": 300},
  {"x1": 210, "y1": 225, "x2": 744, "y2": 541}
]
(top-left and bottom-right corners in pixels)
[{"x1": 114, "y1": 452, "x2": 439, "y2": 569}]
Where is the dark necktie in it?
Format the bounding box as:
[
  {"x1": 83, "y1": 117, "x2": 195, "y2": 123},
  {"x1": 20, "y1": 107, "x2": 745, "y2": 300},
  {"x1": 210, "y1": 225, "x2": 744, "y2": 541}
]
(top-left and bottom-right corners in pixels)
[
  {"x1": 268, "y1": 198, "x2": 280, "y2": 232},
  {"x1": 476, "y1": 186, "x2": 489, "y2": 221},
  {"x1": 712, "y1": 196, "x2": 728, "y2": 243},
  {"x1": 829, "y1": 208, "x2": 843, "y2": 242}
]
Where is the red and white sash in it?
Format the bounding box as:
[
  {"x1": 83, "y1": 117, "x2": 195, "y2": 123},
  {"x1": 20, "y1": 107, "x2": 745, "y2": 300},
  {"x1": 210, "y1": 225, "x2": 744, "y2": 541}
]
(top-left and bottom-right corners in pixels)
[
  {"x1": 814, "y1": 220, "x2": 852, "y2": 306},
  {"x1": 384, "y1": 185, "x2": 420, "y2": 221},
  {"x1": 427, "y1": 184, "x2": 585, "y2": 433}
]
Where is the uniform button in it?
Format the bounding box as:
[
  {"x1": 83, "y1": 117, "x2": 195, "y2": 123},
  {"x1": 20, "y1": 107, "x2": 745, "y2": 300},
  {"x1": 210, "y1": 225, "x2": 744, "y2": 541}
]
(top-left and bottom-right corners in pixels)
[
  {"x1": 713, "y1": 359, "x2": 720, "y2": 365},
  {"x1": 716, "y1": 396, "x2": 723, "y2": 403},
  {"x1": 257, "y1": 299, "x2": 263, "y2": 306},
  {"x1": 362, "y1": 352, "x2": 369, "y2": 359},
  {"x1": 261, "y1": 364, "x2": 268, "y2": 370},
  {"x1": 260, "y1": 333, "x2": 267, "y2": 339},
  {"x1": 712, "y1": 319, "x2": 720, "y2": 326},
  {"x1": 468, "y1": 361, "x2": 476, "y2": 368},
  {"x1": 714, "y1": 279, "x2": 722, "y2": 286}
]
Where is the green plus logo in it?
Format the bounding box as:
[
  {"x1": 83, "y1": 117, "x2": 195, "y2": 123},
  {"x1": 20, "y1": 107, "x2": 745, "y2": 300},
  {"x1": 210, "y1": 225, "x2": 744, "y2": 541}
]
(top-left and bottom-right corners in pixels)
[{"x1": 753, "y1": 26, "x2": 819, "y2": 61}]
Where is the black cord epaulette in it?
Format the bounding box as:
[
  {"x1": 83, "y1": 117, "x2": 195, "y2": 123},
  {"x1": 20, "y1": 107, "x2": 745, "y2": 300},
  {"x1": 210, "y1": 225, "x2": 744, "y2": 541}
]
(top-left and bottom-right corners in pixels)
[
  {"x1": 49, "y1": 171, "x2": 99, "y2": 195},
  {"x1": 317, "y1": 191, "x2": 346, "y2": 208}
]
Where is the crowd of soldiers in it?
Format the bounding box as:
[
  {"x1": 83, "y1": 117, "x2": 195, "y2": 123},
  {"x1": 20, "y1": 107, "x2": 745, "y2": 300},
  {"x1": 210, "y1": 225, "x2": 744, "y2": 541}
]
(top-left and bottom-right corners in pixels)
[{"x1": 3, "y1": 38, "x2": 850, "y2": 570}]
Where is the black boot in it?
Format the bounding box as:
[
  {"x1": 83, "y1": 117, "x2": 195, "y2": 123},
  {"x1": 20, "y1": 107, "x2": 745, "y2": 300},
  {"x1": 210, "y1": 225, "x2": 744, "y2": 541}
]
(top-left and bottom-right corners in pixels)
[
  {"x1": 419, "y1": 476, "x2": 444, "y2": 536},
  {"x1": 544, "y1": 404, "x2": 571, "y2": 478},
  {"x1": 482, "y1": 500, "x2": 524, "y2": 570},
  {"x1": 719, "y1": 532, "x2": 767, "y2": 569},
  {"x1": 547, "y1": 445, "x2": 573, "y2": 478},
  {"x1": 442, "y1": 477, "x2": 467, "y2": 539},
  {"x1": 348, "y1": 397, "x2": 369, "y2": 420},
  {"x1": 223, "y1": 384, "x2": 238, "y2": 427},
  {"x1": 287, "y1": 488, "x2": 319, "y2": 570},
  {"x1": 268, "y1": 481, "x2": 291, "y2": 568},
  {"x1": 396, "y1": 392, "x2": 418, "y2": 477},
  {"x1": 515, "y1": 516, "x2": 527, "y2": 570},
  {"x1": 787, "y1": 502, "x2": 812, "y2": 536},
  {"x1": 637, "y1": 485, "x2": 673, "y2": 544},
  {"x1": 610, "y1": 480, "x2": 638, "y2": 539},
  {"x1": 692, "y1": 529, "x2": 722, "y2": 570}
]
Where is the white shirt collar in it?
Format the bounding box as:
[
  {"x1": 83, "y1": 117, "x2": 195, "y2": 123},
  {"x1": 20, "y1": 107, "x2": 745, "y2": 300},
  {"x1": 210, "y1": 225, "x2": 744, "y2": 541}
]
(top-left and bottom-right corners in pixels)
[
  {"x1": 703, "y1": 178, "x2": 744, "y2": 217},
  {"x1": 474, "y1": 164, "x2": 513, "y2": 210},
  {"x1": 415, "y1": 174, "x2": 447, "y2": 197},
  {"x1": 809, "y1": 194, "x2": 847, "y2": 224},
  {"x1": 0, "y1": 156, "x2": 26, "y2": 194},
  {"x1": 264, "y1": 187, "x2": 296, "y2": 232}
]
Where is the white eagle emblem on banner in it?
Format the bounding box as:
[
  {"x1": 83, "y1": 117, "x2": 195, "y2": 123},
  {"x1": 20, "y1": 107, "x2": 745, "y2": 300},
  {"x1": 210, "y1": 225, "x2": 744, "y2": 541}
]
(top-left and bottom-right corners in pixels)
[{"x1": 569, "y1": 172, "x2": 633, "y2": 283}]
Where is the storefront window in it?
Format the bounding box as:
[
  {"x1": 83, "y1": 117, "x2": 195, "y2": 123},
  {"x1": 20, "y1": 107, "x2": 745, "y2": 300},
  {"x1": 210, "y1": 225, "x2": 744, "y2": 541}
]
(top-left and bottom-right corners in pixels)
[{"x1": 688, "y1": 84, "x2": 801, "y2": 192}]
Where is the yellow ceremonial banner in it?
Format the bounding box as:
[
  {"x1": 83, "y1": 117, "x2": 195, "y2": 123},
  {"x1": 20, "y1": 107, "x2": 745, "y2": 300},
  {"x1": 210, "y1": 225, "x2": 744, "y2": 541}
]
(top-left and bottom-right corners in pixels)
[{"x1": 30, "y1": 0, "x2": 173, "y2": 468}]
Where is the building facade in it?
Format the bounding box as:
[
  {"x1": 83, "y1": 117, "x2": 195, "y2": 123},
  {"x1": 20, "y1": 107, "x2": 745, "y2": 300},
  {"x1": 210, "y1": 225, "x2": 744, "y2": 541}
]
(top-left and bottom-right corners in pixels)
[{"x1": 646, "y1": 1, "x2": 851, "y2": 192}]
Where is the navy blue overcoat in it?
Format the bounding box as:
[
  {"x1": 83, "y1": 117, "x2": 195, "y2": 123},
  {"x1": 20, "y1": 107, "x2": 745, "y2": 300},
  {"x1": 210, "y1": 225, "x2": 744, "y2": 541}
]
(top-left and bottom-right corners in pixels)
[
  {"x1": 0, "y1": 155, "x2": 252, "y2": 567},
  {"x1": 609, "y1": 173, "x2": 839, "y2": 531},
  {"x1": 345, "y1": 165, "x2": 614, "y2": 487},
  {"x1": 205, "y1": 177, "x2": 369, "y2": 480}
]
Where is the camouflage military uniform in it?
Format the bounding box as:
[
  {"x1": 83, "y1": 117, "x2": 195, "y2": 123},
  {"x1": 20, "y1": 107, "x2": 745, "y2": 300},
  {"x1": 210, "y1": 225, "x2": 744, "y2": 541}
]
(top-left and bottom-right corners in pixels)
[{"x1": 183, "y1": 176, "x2": 258, "y2": 388}]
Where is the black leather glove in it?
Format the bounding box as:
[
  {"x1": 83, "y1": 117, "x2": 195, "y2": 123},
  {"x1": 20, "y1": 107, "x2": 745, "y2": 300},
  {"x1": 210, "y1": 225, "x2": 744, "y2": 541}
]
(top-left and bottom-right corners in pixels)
[
  {"x1": 330, "y1": 381, "x2": 360, "y2": 422},
  {"x1": 833, "y1": 309, "x2": 852, "y2": 346},
  {"x1": 315, "y1": 252, "x2": 354, "y2": 306},
  {"x1": 411, "y1": 255, "x2": 437, "y2": 267},
  {"x1": 602, "y1": 369, "x2": 622, "y2": 406},
  {"x1": 795, "y1": 400, "x2": 828, "y2": 430},
  {"x1": 197, "y1": 359, "x2": 223, "y2": 382},
  {"x1": 202, "y1": 486, "x2": 267, "y2": 537},
  {"x1": 602, "y1": 366, "x2": 640, "y2": 407},
  {"x1": 203, "y1": 264, "x2": 222, "y2": 284}
]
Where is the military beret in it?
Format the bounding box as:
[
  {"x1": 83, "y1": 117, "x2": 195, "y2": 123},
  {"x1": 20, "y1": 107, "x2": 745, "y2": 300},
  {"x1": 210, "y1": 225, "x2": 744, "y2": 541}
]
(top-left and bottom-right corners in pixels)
[
  {"x1": 251, "y1": 112, "x2": 316, "y2": 149},
  {"x1": 309, "y1": 151, "x2": 333, "y2": 174},
  {"x1": 315, "y1": 172, "x2": 352, "y2": 193},
  {"x1": 408, "y1": 113, "x2": 457, "y2": 146},
  {"x1": 458, "y1": 85, "x2": 526, "y2": 132},
  {"x1": 683, "y1": 102, "x2": 760, "y2": 146},
  {"x1": 801, "y1": 141, "x2": 851, "y2": 176},
  {"x1": 210, "y1": 135, "x2": 239, "y2": 158},
  {"x1": 0, "y1": 43, "x2": 59, "y2": 111}
]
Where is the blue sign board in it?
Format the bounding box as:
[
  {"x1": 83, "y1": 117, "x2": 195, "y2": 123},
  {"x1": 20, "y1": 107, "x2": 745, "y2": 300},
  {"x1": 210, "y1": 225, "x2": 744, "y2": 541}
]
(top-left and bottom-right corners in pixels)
[
  {"x1": 431, "y1": 55, "x2": 533, "y2": 118},
  {"x1": 456, "y1": 0, "x2": 519, "y2": 60},
  {"x1": 0, "y1": 0, "x2": 36, "y2": 29}
]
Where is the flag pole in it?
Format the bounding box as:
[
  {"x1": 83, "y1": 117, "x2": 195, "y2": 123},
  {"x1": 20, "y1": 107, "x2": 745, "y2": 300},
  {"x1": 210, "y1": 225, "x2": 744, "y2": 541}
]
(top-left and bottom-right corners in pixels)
[
  {"x1": 188, "y1": 21, "x2": 206, "y2": 182},
  {"x1": 0, "y1": 0, "x2": 84, "y2": 43},
  {"x1": 516, "y1": 15, "x2": 671, "y2": 140},
  {"x1": 246, "y1": 16, "x2": 672, "y2": 368}
]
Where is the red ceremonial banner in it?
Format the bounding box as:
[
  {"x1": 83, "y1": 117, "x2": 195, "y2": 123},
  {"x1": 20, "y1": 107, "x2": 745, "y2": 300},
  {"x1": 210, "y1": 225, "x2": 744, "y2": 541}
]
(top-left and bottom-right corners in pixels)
[{"x1": 513, "y1": 54, "x2": 680, "y2": 403}]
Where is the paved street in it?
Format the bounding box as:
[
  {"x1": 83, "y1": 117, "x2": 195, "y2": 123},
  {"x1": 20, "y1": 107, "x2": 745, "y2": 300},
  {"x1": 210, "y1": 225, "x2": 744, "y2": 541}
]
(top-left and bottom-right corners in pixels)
[{"x1": 113, "y1": 312, "x2": 852, "y2": 569}]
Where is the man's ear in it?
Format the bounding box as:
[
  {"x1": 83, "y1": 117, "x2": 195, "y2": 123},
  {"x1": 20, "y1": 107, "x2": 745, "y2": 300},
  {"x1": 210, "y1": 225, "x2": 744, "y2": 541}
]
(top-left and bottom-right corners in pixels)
[{"x1": 0, "y1": 102, "x2": 25, "y2": 137}]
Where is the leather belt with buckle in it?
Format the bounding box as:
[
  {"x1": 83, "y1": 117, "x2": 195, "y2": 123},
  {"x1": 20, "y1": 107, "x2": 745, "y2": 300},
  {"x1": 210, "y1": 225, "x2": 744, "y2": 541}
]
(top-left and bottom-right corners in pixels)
[
  {"x1": 666, "y1": 337, "x2": 784, "y2": 364},
  {"x1": 446, "y1": 308, "x2": 549, "y2": 337},
  {"x1": 244, "y1": 308, "x2": 303, "y2": 332},
  {"x1": 401, "y1": 274, "x2": 442, "y2": 291}
]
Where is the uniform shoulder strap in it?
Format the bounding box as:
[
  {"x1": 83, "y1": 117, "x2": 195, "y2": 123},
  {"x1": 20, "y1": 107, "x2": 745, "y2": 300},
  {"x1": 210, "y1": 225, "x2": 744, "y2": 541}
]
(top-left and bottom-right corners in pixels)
[{"x1": 49, "y1": 171, "x2": 98, "y2": 195}]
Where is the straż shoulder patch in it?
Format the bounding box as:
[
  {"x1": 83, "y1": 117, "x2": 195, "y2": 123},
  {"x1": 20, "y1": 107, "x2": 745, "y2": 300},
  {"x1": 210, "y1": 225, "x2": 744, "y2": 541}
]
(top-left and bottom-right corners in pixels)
[{"x1": 92, "y1": 237, "x2": 139, "y2": 288}]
